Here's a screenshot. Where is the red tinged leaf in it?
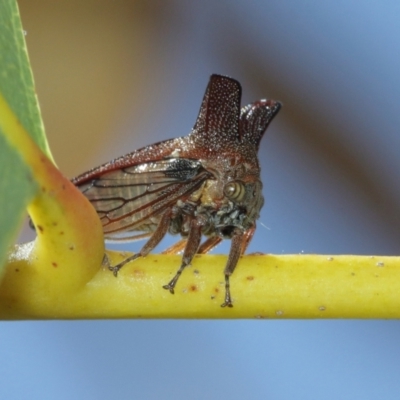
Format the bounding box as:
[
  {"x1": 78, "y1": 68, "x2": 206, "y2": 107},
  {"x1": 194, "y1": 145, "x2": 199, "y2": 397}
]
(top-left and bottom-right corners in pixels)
[{"x1": 72, "y1": 74, "x2": 281, "y2": 307}]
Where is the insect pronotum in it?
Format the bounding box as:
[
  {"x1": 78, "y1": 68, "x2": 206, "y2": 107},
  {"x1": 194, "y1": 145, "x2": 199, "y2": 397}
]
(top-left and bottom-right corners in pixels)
[{"x1": 72, "y1": 74, "x2": 281, "y2": 307}]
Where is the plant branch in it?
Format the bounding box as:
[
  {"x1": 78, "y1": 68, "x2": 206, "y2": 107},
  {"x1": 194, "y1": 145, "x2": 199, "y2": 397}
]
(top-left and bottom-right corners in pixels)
[{"x1": 1, "y1": 249, "x2": 399, "y2": 319}]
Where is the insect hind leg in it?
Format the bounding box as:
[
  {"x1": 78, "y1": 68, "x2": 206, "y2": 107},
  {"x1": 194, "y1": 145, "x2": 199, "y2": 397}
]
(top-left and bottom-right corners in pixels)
[
  {"x1": 109, "y1": 211, "x2": 171, "y2": 276},
  {"x1": 197, "y1": 236, "x2": 222, "y2": 254},
  {"x1": 162, "y1": 239, "x2": 188, "y2": 255}
]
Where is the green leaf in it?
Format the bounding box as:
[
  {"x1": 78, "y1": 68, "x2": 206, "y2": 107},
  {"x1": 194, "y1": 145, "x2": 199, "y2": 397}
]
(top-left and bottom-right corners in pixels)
[
  {"x1": 0, "y1": 0, "x2": 53, "y2": 161},
  {"x1": 0, "y1": 133, "x2": 38, "y2": 276},
  {"x1": 0, "y1": 0, "x2": 52, "y2": 272}
]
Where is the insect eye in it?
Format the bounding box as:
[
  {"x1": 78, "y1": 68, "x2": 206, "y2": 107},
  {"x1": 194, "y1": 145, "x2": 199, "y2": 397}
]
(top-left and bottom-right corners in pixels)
[{"x1": 224, "y1": 181, "x2": 246, "y2": 202}]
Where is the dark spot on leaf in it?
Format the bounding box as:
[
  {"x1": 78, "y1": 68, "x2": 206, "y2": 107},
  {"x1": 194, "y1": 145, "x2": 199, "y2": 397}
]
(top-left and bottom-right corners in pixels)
[
  {"x1": 59, "y1": 231, "x2": 64, "y2": 235},
  {"x1": 214, "y1": 288, "x2": 219, "y2": 293},
  {"x1": 15, "y1": 269, "x2": 19, "y2": 272},
  {"x1": 37, "y1": 225, "x2": 44, "y2": 232},
  {"x1": 189, "y1": 285, "x2": 197, "y2": 292},
  {"x1": 52, "y1": 262, "x2": 58, "y2": 267},
  {"x1": 246, "y1": 276, "x2": 254, "y2": 281}
]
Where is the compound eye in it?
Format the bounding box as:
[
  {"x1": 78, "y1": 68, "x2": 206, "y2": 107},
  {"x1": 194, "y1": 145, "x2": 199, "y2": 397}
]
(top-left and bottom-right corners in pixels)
[{"x1": 224, "y1": 181, "x2": 246, "y2": 202}]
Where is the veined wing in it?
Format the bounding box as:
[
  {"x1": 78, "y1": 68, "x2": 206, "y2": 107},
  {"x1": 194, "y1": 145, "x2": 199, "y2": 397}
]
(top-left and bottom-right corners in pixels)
[{"x1": 75, "y1": 158, "x2": 212, "y2": 240}]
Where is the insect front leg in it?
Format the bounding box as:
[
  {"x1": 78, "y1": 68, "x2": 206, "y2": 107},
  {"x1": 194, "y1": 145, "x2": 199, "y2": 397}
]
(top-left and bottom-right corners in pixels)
[
  {"x1": 162, "y1": 217, "x2": 203, "y2": 294},
  {"x1": 109, "y1": 210, "x2": 172, "y2": 276},
  {"x1": 221, "y1": 227, "x2": 254, "y2": 308}
]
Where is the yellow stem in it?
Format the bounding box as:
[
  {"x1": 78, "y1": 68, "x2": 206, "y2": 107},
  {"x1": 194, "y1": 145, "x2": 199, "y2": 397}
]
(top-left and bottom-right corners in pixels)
[{"x1": 1, "y1": 249, "x2": 399, "y2": 319}]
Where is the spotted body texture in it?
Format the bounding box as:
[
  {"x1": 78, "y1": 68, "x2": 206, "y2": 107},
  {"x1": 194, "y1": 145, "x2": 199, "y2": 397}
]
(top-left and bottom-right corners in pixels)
[{"x1": 73, "y1": 74, "x2": 281, "y2": 307}]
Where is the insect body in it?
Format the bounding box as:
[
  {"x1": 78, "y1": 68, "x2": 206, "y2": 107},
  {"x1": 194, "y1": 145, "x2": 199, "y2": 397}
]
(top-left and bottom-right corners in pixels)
[{"x1": 72, "y1": 74, "x2": 281, "y2": 307}]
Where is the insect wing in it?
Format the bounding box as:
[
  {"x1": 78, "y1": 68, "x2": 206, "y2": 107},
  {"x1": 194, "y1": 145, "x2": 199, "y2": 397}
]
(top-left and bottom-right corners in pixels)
[{"x1": 77, "y1": 158, "x2": 211, "y2": 240}]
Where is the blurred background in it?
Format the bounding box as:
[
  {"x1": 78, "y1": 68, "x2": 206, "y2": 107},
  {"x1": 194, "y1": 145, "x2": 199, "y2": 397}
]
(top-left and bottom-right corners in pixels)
[{"x1": 4, "y1": 1, "x2": 400, "y2": 399}]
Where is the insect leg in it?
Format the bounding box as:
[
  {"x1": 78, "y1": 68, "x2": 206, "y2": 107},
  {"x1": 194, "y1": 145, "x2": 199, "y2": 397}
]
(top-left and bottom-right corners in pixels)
[
  {"x1": 162, "y1": 239, "x2": 188, "y2": 255},
  {"x1": 109, "y1": 210, "x2": 172, "y2": 276},
  {"x1": 162, "y1": 218, "x2": 203, "y2": 294},
  {"x1": 197, "y1": 236, "x2": 222, "y2": 254},
  {"x1": 221, "y1": 228, "x2": 248, "y2": 308},
  {"x1": 239, "y1": 224, "x2": 256, "y2": 254}
]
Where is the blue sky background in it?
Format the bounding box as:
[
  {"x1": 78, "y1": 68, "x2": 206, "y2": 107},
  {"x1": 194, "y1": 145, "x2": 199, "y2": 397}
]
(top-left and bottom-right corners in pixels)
[{"x1": 9, "y1": 1, "x2": 400, "y2": 399}]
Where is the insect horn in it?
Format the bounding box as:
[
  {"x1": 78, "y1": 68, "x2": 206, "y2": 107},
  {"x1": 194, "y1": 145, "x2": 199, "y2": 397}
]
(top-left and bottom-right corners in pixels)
[
  {"x1": 191, "y1": 74, "x2": 242, "y2": 146},
  {"x1": 240, "y1": 99, "x2": 282, "y2": 150}
]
